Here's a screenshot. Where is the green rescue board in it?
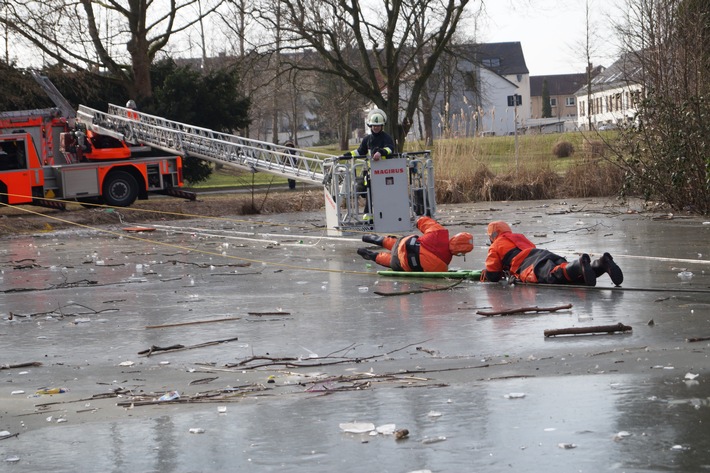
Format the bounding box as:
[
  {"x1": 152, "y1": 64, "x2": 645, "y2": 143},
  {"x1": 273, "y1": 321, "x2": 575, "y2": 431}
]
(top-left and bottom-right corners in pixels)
[{"x1": 377, "y1": 270, "x2": 482, "y2": 279}]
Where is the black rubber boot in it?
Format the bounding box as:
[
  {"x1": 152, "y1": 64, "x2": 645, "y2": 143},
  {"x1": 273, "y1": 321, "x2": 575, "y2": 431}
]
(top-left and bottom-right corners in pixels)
[
  {"x1": 592, "y1": 252, "x2": 624, "y2": 286},
  {"x1": 362, "y1": 234, "x2": 385, "y2": 246},
  {"x1": 357, "y1": 247, "x2": 378, "y2": 261},
  {"x1": 566, "y1": 254, "x2": 596, "y2": 286}
]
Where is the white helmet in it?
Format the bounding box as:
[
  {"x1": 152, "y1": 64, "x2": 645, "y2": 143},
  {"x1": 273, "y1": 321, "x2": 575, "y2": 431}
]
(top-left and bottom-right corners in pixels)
[
  {"x1": 366, "y1": 108, "x2": 387, "y2": 127},
  {"x1": 126, "y1": 100, "x2": 137, "y2": 109}
]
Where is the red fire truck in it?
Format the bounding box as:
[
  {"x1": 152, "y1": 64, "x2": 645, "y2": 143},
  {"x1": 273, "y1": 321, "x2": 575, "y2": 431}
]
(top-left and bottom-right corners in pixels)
[{"x1": 0, "y1": 73, "x2": 193, "y2": 210}]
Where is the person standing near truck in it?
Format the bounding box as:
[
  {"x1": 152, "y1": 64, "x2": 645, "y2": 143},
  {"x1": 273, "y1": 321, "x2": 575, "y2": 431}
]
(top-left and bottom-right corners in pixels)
[
  {"x1": 283, "y1": 140, "x2": 298, "y2": 190},
  {"x1": 125, "y1": 100, "x2": 140, "y2": 121}
]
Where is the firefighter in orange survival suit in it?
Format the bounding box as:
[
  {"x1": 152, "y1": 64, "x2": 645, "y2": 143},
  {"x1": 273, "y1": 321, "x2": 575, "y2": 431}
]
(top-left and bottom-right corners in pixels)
[
  {"x1": 357, "y1": 216, "x2": 474, "y2": 272},
  {"x1": 480, "y1": 221, "x2": 623, "y2": 286}
]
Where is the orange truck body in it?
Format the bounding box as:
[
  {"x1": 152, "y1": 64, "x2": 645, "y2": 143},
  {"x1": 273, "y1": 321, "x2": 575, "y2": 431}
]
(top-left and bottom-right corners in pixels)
[{"x1": 0, "y1": 109, "x2": 192, "y2": 208}]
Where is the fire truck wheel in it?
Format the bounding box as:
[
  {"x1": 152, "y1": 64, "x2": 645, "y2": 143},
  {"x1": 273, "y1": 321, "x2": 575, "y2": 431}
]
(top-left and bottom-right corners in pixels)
[{"x1": 102, "y1": 171, "x2": 139, "y2": 207}]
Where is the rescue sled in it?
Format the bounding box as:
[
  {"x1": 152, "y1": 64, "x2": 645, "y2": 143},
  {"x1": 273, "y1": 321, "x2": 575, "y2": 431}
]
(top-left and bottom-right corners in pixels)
[{"x1": 377, "y1": 270, "x2": 482, "y2": 279}]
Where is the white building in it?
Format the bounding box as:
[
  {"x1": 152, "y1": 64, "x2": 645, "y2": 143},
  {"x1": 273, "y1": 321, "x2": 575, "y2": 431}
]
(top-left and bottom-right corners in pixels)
[
  {"x1": 408, "y1": 42, "x2": 530, "y2": 139},
  {"x1": 476, "y1": 60, "x2": 531, "y2": 136},
  {"x1": 575, "y1": 53, "x2": 643, "y2": 130}
]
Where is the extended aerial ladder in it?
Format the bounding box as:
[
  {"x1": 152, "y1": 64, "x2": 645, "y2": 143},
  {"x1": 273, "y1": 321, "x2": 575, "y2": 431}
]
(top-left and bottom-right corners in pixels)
[{"x1": 76, "y1": 103, "x2": 437, "y2": 235}]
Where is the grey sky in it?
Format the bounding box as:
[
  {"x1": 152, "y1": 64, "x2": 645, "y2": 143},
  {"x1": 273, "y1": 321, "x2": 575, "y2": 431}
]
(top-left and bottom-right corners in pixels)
[{"x1": 480, "y1": 0, "x2": 620, "y2": 75}]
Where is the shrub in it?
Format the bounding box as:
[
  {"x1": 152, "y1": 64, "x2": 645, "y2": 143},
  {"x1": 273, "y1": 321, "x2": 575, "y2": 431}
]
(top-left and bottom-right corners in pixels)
[
  {"x1": 552, "y1": 141, "x2": 575, "y2": 158},
  {"x1": 616, "y1": 95, "x2": 710, "y2": 215},
  {"x1": 584, "y1": 140, "x2": 606, "y2": 159}
]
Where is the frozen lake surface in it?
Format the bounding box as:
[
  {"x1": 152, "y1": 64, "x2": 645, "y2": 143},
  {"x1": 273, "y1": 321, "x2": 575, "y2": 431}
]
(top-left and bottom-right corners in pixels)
[{"x1": 1, "y1": 198, "x2": 709, "y2": 472}]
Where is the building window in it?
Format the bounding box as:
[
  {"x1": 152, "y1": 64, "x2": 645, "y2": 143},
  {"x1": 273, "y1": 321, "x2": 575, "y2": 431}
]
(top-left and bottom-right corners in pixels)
[
  {"x1": 549, "y1": 98, "x2": 557, "y2": 107},
  {"x1": 565, "y1": 97, "x2": 575, "y2": 106},
  {"x1": 482, "y1": 58, "x2": 501, "y2": 68},
  {"x1": 463, "y1": 71, "x2": 478, "y2": 92}
]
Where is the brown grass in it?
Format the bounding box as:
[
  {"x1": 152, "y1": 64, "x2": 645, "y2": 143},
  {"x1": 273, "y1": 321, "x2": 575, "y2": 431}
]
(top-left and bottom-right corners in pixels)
[
  {"x1": 435, "y1": 165, "x2": 494, "y2": 203},
  {"x1": 479, "y1": 168, "x2": 561, "y2": 201},
  {"x1": 558, "y1": 160, "x2": 625, "y2": 198},
  {"x1": 432, "y1": 135, "x2": 624, "y2": 204}
]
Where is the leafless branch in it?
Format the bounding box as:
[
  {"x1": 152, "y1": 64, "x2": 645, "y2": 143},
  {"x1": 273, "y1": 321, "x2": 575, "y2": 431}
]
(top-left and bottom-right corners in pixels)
[
  {"x1": 374, "y1": 280, "x2": 463, "y2": 296},
  {"x1": 477, "y1": 304, "x2": 573, "y2": 317},
  {"x1": 544, "y1": 323, "x2": 632, "y2": 337}
]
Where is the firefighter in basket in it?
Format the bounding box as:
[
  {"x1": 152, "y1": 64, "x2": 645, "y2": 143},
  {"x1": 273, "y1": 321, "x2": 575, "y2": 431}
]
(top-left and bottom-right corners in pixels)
[
  {"x1": 341, "y1": 109, "x2": 395, "y2": 222},
  {"x1": 356, "y1": 216, "x2": 474, "y2": 272}
]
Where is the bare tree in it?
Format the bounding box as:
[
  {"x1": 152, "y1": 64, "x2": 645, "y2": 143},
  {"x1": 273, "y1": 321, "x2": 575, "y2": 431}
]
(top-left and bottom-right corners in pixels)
[
  {"x1": 309, "y1": 71, "x2": 368, "y2": 149},
  {"x1": 1, "y1": 0, "x2": 223, "y2": 101},
  {"x1": 219, "y1": 0, "x2": 258, "y2": 58},
  {"x1": 214, "y1": 0, "x2": 274, "y2": 139},
  {"x1": 271, "y1": 1, "x2": 283, "y2": 144},
  {"x1": 618, "y1": 0, "x2": 708, "y2": 99},
  {"x1": 571, "y1": 0, "x2": 606, "y2": 130},
  {"x1": 263, "y1": 0, "x2": 473, "y2": 151},
  {"x1": 613, "y1": 0, "x2": 710, "y2": 214},
  {"x1": 584, "y1": 0, "x2": 594, "y2": 129},
  {"x1": 281, "y1": 62, "x2": 311, "y2": 145},
  {"x1": 410, "y1": 17, "x2": 478, "y2": 144}
]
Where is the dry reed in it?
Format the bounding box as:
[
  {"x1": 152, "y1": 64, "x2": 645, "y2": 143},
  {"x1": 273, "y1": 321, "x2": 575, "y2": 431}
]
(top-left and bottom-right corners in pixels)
[
  {"x1": 432, "y1": 134, "x2": 623, "y2": 203},
  {"x1": 559, "y1": 160, "x2": 625, "y2": 198}
]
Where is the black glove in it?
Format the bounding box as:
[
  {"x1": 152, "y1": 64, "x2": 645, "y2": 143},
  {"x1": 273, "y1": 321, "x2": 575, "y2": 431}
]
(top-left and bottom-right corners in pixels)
[
  {"x1": 357, "y1": 248, "x2": 378, "y2": 261},
  {"x1": 340, "y1": 152, "x2": 352, "y2": 160}
]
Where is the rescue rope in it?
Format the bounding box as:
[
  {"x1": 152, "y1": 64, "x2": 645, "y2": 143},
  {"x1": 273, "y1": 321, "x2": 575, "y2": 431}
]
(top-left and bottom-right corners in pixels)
[
  {"x1": 0, "y1": 191, "x2": 398, "y2": 239},
  {"x1": 0, "y1": 200, "x2": 374, "y2": 277},
  {"x1": 509, "y1": 281, "x2": 710, "y2": 294},
  {"x1": 589, "y1": 253, "x2": 710, "y2": 266}
]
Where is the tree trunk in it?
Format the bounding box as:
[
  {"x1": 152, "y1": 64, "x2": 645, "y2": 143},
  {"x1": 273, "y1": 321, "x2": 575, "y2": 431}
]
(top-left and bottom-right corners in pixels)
[
  {"x1": 272, "y1": 4, "x2": 282, "y2": 144},
  {"x1": 130, "y1": 50, "x2": 153, "y2": 102},
  {"x1": 420, "y1": 89, "x2": 434, "y2": 145},
  {"x1": 339, "y1": 115, "x2": 350, "y2": 151},
  {"x1": 290, "y1": 77, "x2": 299, "y2": 145}
]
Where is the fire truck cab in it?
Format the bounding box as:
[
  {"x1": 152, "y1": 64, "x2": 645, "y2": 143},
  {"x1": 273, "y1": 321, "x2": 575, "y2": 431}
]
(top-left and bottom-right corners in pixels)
[{"x1": 0, "y1": 132, "x2": 44, "y2": 204}]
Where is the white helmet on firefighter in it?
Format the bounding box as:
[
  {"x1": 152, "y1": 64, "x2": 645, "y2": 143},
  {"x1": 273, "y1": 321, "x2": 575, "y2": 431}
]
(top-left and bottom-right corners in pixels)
[
  {"x1": 366, "y1": 108, "x2": 387, "y2": 127},
  {"x1": 126, "y1": 100, "x2": 137, "y2": 110}
]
